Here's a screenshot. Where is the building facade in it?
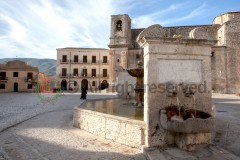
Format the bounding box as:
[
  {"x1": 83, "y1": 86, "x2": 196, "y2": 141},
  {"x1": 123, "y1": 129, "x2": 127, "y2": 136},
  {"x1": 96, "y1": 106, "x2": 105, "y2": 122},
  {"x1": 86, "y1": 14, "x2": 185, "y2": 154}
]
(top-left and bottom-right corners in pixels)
[
  {"x1": 57, "y1": 11, "x2": 240, "y2": 94},
  {"x1": 56, "y1": 48, "x2": 110, "y2": 91},
  {"x1": 0, "y1": 60, "x2": 39, "y2": 92}
]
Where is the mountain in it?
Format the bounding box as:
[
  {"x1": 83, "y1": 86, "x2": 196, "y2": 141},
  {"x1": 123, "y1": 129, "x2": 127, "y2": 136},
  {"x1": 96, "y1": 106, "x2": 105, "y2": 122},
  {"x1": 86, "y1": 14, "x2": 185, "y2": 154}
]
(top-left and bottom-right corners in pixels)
[{"x1": 0, "y1": 58, "x2": 56, "y2": 77}]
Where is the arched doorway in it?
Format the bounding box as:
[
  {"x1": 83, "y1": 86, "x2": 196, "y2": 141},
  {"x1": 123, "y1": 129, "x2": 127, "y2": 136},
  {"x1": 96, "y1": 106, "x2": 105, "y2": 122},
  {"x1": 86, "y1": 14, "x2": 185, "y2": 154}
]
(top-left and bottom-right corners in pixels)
[
  {"x1": 101, "y1": 80, "x2": 108, "y2": 89},
  {"x1": 81, "y1": 79, "x2": 88, "y2": 90},
  {"x1": 61, "y1": 79, "x2": 67, "y2": 90}
]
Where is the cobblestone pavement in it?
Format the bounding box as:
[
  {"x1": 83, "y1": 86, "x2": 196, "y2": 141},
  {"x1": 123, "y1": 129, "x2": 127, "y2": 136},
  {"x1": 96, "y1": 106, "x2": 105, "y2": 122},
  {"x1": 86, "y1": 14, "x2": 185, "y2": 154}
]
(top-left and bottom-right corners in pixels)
[{"x1": 0, "y1": 92, "x2": 146, "y2": 160}]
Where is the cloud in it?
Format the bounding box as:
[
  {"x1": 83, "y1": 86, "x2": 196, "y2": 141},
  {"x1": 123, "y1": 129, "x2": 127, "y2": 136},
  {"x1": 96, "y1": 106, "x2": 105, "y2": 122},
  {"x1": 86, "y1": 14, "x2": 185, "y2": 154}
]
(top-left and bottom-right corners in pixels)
[
  {"x1": 131, "y1": 2, "x2": 188, "y2": 28},
  {"x1": 0, "y1": 0, "x2": 229, "y2": 59},
  {"x1": 131, "y1": 2, "x2": 209, "y2": 28},
  {"x1": 160, "y1": 3, "x2": 208, "y2": 25},
  {"x1": 0, "y1": 0, "x2": 114, "y2": 59}
]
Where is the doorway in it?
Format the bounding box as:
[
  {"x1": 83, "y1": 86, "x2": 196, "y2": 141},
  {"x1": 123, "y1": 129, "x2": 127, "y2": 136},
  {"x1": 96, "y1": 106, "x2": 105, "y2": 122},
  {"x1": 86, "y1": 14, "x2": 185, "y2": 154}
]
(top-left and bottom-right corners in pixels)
[
  {"x1": 14, "y1": 83, "x2": 18, "y2": 92},
  {"x1": 81, "y1": 79, "x2": 88, "y2": 90},
  {"x1": 61, "y1": 79, "x2": 67, "y2": 90}
]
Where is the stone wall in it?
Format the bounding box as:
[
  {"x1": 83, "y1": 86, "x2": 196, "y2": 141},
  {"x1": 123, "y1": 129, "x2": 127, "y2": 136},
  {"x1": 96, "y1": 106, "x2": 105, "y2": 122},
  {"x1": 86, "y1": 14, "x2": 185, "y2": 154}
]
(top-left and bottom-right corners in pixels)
[
  {"x1": 131, "y1": 29, "x2": 144, "y2": 49},
  {"x1": 137, "y1": 28, "x2": 214, "y2": 149},
  {"x1": 164, "y1": 25, "x2": 219, "y2": 40},
  {"x1": 73, "y1": 107, "x2": 146, "y2": 149},
  {"x1": 211, "y1": 46, "x2": 227, "y2": 93},
  {"x1": 224, "y1": 19, "x2": 240, "y2": 94},
  {"x1": 213, "y1": 11, "x2": 240, "y2": 25}
]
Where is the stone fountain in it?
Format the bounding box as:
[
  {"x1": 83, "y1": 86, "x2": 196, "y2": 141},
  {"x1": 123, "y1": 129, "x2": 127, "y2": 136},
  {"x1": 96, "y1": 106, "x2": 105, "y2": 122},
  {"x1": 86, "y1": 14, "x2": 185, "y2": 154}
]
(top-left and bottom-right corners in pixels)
[
  {"x1": 127, "y1": 61, "x2": 144, "y2": 107},
  {"x1": 137, "y1": 24, "x2": 216, "y2": 151}
]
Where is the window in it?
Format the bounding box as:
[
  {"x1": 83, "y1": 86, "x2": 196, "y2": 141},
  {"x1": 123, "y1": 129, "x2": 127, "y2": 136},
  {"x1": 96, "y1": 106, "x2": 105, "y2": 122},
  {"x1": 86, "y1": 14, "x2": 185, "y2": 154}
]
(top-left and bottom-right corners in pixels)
[
  {"x1": 117, "y1": 59, "x2": 120, "y2": 62},
  {"x1": 27, "y1": 72, "x2": 33, "y2": 79},
  {"x1": 103, "y1": 56, "x2": 108, "y2": 63},
  {"x1": 0, "y1": 72, "x2": 6, "y2": 80},
  {"x1": 74, "y1": 81, "x2": 78, "y2": 86},
  {"x1": 92, "y1": 69, "x2": 96, "y2": 77},
  {"x1": 62, "y1": 55, "x2": 67, "y2": 62},
  {"x1": 73, "y1": 68, "x2": 78, "y2": 76},
  {"x1": 92, "y1": 81, "x2": 96, "y2": 87},
  {"x1": 116, "y1": 20, "x2": 122, "y2": 31},
  {"x1": 82, "y1": 69, "x2": 87, "y2": 77},
  {"x1": 0, "y1": 84, "x2": 5, "y2": 89},
  {"x1": 103, "y1": 69, "x2": 108, "y2": 77},
  {"x1": 74, "y1": 55, "x2": 78, "y2": 62},
  {"x1": 92, "y1": 56, "x2": 96, "y2": 63},
  {"x1": 13, "y1": 72, "x2": 18, "y2": 77},
  {"x1": 136, "y1": 54, "x2": 140, "y2": 59},
  {"x1": 83, "y1": 56, "x2": 87, "y2": 63},
  {"x1": 28, "y1": 84, "x2": 32, "y2": 89},
  {"x1": 62, "y1": 68, "x2": 67, "y2": 76}
]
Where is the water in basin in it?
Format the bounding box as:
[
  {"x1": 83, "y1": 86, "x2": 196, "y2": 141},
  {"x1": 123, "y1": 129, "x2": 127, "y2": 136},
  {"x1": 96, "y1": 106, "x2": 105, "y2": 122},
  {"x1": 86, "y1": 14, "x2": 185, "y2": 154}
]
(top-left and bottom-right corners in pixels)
[{"x1": 79, "y1": 98, "x2": 144, "y2": 120}]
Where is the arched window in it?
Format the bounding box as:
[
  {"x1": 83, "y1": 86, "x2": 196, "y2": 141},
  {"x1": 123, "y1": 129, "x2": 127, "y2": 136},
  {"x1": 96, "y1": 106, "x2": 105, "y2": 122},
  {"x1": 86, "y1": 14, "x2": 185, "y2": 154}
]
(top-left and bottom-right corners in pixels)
[{"x1": 116, "y1": 20, "x2": 122, "y2": 31}]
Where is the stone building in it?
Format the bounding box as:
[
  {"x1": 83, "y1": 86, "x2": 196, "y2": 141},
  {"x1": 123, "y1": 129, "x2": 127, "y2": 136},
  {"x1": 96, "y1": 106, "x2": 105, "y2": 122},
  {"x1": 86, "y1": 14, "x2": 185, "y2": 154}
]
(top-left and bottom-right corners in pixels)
[
  {"x1": 57, "y1": 11, "x2": 240, "y2": 94},
  {"x1": 0, "y1": 60, "x2": 39, "y2": 92},
  {"x1": 108, "y1": 11, "x2": 240, "y2": 94},
  {"x1": 56, "y1": 48, "x2": 110, "y2": 91}
]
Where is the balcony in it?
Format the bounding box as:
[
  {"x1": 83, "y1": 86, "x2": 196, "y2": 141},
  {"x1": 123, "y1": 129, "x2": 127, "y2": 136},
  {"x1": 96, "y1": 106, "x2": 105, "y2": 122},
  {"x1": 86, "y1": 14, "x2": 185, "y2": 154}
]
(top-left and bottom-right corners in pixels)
[
  {"x1": 101, "y1": 61, "x2": 109, "y2": 64},
  {"x1": 59, "y1": 60, "x2": 107, "y2": 65},
  {"x1": 81, "y1": 74, "x2": 109, "y2": 78},
  {"x1": 0, "y1": 77, "x2": 8, "y2": 82},
  {"x1": 58, "y1": 74, "x2": 109, "y2": 79},
  {"x1": 24, "y1": 77, "x2": 38, "y2": 85},
  {"x1": 59, "y1": 74, "x2": 68, "y2": 78},
  {"x1": 60, "y1": 60, "x2": 69, "y2": 64},
  {"x1": 101, "y1": 74, "x2": 109, "y2": 78}
]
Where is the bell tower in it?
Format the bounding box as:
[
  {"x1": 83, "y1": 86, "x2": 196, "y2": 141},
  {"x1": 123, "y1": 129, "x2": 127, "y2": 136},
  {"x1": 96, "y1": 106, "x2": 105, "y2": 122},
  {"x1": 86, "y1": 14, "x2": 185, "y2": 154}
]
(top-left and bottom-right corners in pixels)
[
  {"x1": 108, "y1": 14, "x2": 132, "y2": 85},
  {"x1": 109, "y1": 14, "x2": 132, "y2": 48}
]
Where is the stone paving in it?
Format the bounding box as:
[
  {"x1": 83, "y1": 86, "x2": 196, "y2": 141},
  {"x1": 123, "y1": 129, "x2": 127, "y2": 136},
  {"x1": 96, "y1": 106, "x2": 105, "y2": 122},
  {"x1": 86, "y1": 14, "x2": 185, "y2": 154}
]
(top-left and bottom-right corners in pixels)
[
  {"x1": 0, "y1": 92, "x2": 146, "y2": 160},
  {"x1": 0, "y1": 93, "x2": 240, "y2": 159},
  {"x1": 212, "y1": 93, "x2": 240, "y2": 157},
  {"x1": 0, "y1": 92, "x2": 117, "y2": 132}
]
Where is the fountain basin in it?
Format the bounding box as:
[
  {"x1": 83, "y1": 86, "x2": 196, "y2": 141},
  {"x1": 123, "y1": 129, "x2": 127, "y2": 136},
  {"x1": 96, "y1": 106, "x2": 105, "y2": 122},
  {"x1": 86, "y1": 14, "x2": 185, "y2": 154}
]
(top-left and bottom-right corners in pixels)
[
  {"x1": 73, "y1": 99, "x2": 146, "y2": 149},
  {"x1": 160, "y1": 109, "x2": 215, "y2": 133},
  {"x1": 127, "y1": 68, "x2": 144, "y2": 77}
]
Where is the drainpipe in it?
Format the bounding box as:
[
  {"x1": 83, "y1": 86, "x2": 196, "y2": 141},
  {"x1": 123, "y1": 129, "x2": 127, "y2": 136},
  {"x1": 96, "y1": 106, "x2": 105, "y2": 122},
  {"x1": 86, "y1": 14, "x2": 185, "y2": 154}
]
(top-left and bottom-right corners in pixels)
[
  {"x1": 68, "y1": 52, "x2": 71, "y2": 90},
  {"x1": 99, "y1": 51, "x2": 101, "y2": 90}
]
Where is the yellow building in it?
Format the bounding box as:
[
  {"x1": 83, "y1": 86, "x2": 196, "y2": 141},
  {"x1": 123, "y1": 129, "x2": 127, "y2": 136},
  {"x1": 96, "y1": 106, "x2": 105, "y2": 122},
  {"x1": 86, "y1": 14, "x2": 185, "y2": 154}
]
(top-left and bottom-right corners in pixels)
[{"x1": 0, "y1": 60, "x2": 39, "y2": 92}]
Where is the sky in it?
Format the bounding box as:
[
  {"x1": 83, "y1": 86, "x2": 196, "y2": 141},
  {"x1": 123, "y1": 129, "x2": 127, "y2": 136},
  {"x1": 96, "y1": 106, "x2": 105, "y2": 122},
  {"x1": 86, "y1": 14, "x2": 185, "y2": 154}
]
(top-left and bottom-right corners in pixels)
[{"x1": 0, "y1": 0, "x2": 239, "y2": 59}]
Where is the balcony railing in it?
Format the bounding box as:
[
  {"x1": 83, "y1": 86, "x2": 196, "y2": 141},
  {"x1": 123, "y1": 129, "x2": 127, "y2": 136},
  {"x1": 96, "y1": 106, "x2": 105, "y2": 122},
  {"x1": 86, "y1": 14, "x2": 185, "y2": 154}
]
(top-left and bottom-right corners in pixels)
[
  {"x1": 24, "y1": 77, "x2": 38, "y2": 85},
  {"x1": 59, "y1": 74, "x2": 68, "y2": 78},
  {"x1": 60, "y1": 60, "x2": 69, "y2": 63},
  {"x1": 59, "y1": 60, "x2": 106, "y2": 64},
  {"x1": 101, "y1": 61, "x2": 109, "y2": 64},
  {"x1": 58, "y1": 74, "x2": 109, "y2": 78},
  {"x1": 24, "y1": 77, "x2": 34, "y2": 82},
  {"x1": 0, "y1": 77, "x2": 8, "y2": 82}
]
